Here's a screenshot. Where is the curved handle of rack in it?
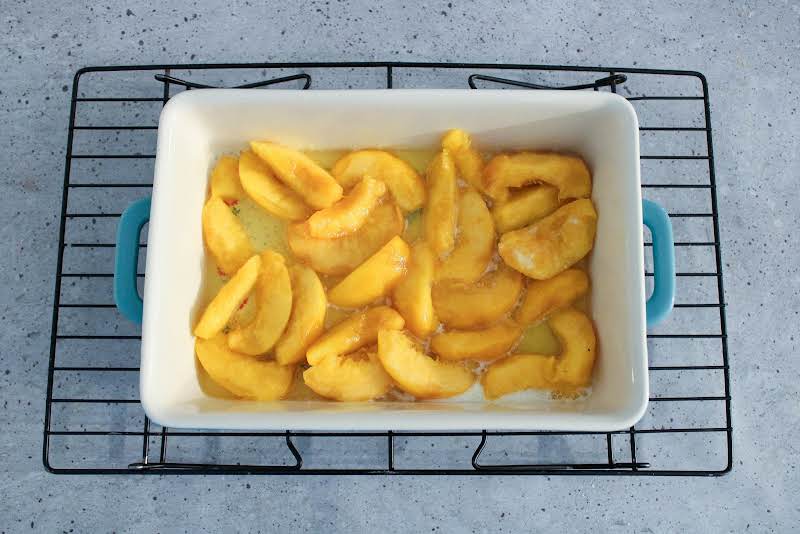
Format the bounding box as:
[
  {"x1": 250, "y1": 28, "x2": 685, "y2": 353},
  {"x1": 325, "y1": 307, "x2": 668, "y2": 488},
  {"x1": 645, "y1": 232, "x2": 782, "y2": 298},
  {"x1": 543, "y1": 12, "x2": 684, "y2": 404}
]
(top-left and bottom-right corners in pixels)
[
  {"x1": 642, "y1": 199, "x2": 675, "y2": 327},
  {"x1": 114, "y1": 197, "x2": 151, "y2": 324}
]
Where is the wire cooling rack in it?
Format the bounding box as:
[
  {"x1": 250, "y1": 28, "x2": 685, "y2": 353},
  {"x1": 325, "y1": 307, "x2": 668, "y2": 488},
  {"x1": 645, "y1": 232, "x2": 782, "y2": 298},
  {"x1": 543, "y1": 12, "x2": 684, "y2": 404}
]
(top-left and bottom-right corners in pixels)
[{"x1": 43, "y1": 62, "x2": 731, "y2": 475}]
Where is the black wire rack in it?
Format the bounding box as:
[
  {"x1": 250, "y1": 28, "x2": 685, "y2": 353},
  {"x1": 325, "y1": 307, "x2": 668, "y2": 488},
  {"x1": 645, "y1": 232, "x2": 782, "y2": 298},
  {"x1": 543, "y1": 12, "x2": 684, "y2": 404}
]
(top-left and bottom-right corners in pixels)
[{"x1": 43, "y1": 62, "x2": 731, "y2": 476}]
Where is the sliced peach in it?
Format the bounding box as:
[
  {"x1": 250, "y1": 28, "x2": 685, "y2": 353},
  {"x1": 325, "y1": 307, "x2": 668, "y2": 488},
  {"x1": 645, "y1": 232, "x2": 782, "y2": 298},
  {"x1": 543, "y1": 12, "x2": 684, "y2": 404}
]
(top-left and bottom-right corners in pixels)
[
  {"x1": 441, "y1": 129, "x2": 485, "y2": 191},
  {"x1": 228, "y1": 251, "x2": 292, "y2": 355},
  {"x1": 306, "y1": 306, "x2": 404, "y2": 365},
  {"x1": 516, "y1": 268, "x2": 589, "y2": 325},
  {"x1": 484, "y1": 152, "x2": 591, "y2": 202},
  {"x1": 424, "y1": 150, "x2": 458, "y2": 259},
  {"x1": 328, "y1": 236, "x2": 410, "y2": 307},
  {"x1": 491, "y1": 185, "x2": 560, "y2": 233},
  {"x1": 250, "y1": 141, "x2": 343, "y2": 209},
  {"x1": 303, "y1": 351, "x2": 392, "y2": 401},
  {"x1": 432, "y1": 264, "x2": 523, "y2": 329},
  {"x1": 481, "y1": 353, "x2": 557, "y2": 400},
  {"x1": 430, "y1": 320, "x2": 523, "y2": 361},
  {"x1": 202, "y1": 196, "x2": 254, "y2": 274},
  {"x1": 377, "y1": 329, "x2": 475, "y2": 399},
  {"x1": 331, "y1": 149, "x2": 425, "y2": 211},
  {"x1": 392, "y1": 241, "x2": 438, "y2": 338},
  {"x1": 238, "y1": 149, "x2": 312, "y2": 221},
  {"x1": 287, "y1": 202, "x2": 404, "y2": 275},
  {"x1": 194, "y1": 255, "x2": 261, "y2": 339},
  {"x1": 499, "y1": 199, "x2": 597, "y2": 280},
  {"x1": 306, "y1": 177, "x2": 387, "y2": 238},
  {"x1": 210, "y1": 155, "x2": 245, "y2": 201},
  {"x1": 274, "y1": 265, "x2": 327, "y2": 365},
  {"x1": 436, "y1": 190, "x2": 495, "y2": 283}
]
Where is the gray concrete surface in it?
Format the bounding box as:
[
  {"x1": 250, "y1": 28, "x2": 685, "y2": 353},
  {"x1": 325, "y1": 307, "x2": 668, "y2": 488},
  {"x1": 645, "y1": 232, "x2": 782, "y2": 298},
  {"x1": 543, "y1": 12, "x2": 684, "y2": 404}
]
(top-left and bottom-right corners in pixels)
[{"x1": 1, "y1": 0, "x2": 798, "y2": 532}]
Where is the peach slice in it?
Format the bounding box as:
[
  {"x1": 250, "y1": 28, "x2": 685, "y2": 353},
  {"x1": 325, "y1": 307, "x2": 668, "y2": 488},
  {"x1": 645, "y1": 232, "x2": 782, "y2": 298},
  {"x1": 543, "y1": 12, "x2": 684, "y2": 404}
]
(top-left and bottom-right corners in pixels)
[
  {"x1": 287, "y1": 202, "x2": 404, "y2": 276},
  {"x1": 306, "y1": 177, "x2": 387, "y2": 238},
  {"x1": 441, "y1": 129, "x2": 485, "y2": 192},
  {"x1": 499, "y1": 199, "x2": 597, "y2": 280},
  {"x1": 481, "y1": 353, "x2": 557, "y2": 400},
  {"x1": 238, "y1": 149, "x2": 312, "y2": 221},
  {"x1": 424, "y1": 150, "x2": 458, "y2": 259},
  {"x1": 274, "y1": 264, "x2": 327, "y2": 365},
  {"x1": 228, "y1": 250, "x2": 292, "y2": 355},
  {"x1": 430, "y1": 320, "x2": 523, "y2": 361},
  {"x1": 194, "y1": 254, "x2": 261, "y2": 339},
  {"x1": 491, "y1": 185, "x2": 560, "y2": 233},
  {"x1": 516, "y1": 268, "x2": 589, "y2": 325},
  {"x1": 202, "y1": 196, "x2": 254, "y2": 274},
  {"x1": 377, "y1": 329, "x2": 475, "y2": 399},
  {"x1": 196, "y1": 335, "x2": 294, "y2": 400},
  {"x1": 306, "y1": 306, "x2": 404, "y2": 365},
  {"x1": 331, "y1": 149, "x2": 425, "y2": 211},
  {"x1": 303, "y1": 351, "x2": 392, "y2": 401},
  {"x1": 432, "y1": 264, "x2": 523, "y2": 329},
  {"x1": 484, "y1": 152, "x2": 591, "y2": 202},
  {"x1": 436, "y1": 190, "x2": 496, "y2": 283},
  {"x1": 392, "y1": 241, "x2": 438, "y2": 338},
  {"x1": 250, "y1": 141, "x2": 343, "y2": 209},
  {"x1": 210, "y1": 155, "x2": 245, "y2": 202}
]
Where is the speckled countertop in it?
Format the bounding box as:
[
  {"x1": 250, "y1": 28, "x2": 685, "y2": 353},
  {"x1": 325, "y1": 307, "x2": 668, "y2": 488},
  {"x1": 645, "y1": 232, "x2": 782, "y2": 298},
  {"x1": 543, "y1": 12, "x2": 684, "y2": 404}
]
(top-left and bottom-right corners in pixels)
[{"x1": 1, "y1": 1, "x2": 798, "y2": 532}]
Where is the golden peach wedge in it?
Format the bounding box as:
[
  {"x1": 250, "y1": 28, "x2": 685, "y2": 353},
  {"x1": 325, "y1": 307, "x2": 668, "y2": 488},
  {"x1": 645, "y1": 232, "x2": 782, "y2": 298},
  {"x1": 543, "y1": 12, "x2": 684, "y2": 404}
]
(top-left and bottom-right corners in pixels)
[
  {"x1": 228, "y1": 250, "x2": 292, "y2": 355},
  {"x1": 436, "y1": 190, "x2": 496, "y2": 283},
  {"x1": 424, "y1": 150, "x2": 458, "y2": 259},
  {"x1": 392, "y1": 241, "x2": 438, "y2": 338},
  {"x1": 238, "y1": 149, "x2": 311, "y2": 221},
  {"x1": 516, "y1": 268, "x2": 589, "y2": 325},
  {"x1": 328, "y1": 236, "x2": 410, "y2": 308},
  {"x1": 548, "y1": 308, "x2": 597, "y2": 388},
  {"x1": 306, "y1": 177, "x2": 387, "y2": 238},
  {"x1": 194, "y1": 254, "x2": 261, "y2": 339},
  {"x1": 202, "y1": 196, "x2": 254, "y2": 275},
  {"x1": 441, "y1": 129, "x2": 485, "y2": 192},
  {"x1": 377, "y1": 329, "x2": 475, "y2": 399},
  {"x1": 499, "y1": 199, "x2": 597, "y2": 280},
  {"x1": 303, "y1": 351, "x2": 392, "y2": 401},
  {"x1": 481, "y1": 353, "x2": 557, "y2": 400},
  {"x1": 210, "y1": 155, "x2": 246, "y2": 202},
  {"x1": 250, "y1": 141, "x2": 343, "y2": 209},
  {"x1": 432, "y1": 264, "x2": 523, "y2": 329},
  {"x1": 491, "y1": 184, "x2": 560, "y2": 233},
  {"x1": 274, "y1": 265, "x2": 327, "y2": 365},
  {"x1": 430, "y1": 319, "x2": 523, "y2": 361},
  {"x1": 484, "y1": 152, "x2": 592, "y2": 202},
  {"x1": 331, "y1": 149, "x2": 425, "y2": 211},
  {"x1": 287, "y1": 202, "x2": 404, "y2": 276},
  {"x1": 306, "y1": 306, "x2": 404, "y2": 365}
]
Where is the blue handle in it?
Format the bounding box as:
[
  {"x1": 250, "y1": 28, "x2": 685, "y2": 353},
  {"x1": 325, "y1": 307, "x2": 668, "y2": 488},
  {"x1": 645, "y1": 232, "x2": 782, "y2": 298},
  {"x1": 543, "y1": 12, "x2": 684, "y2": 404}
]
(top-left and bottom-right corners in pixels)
[
  {"x1": 114, "y1": 197, "x2": 151, "y2": 323},
  {"x1": 642, "y1": 199, "x2": 675, "y2": 327}
]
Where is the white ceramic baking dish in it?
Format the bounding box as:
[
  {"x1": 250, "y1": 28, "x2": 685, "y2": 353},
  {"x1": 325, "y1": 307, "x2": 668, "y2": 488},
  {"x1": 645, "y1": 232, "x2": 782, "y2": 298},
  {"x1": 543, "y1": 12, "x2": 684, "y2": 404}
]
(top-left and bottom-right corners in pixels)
[{"x1": 113, "y1": 89, "x2": 675, "y2": 431}]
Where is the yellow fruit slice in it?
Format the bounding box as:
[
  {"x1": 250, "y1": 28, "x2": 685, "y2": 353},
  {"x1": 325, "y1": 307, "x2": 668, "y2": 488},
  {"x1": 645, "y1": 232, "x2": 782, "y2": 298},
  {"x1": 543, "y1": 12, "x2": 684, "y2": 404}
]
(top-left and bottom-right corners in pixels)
[
  {"x1": 287, "y1": 202, "x2": 404, "y2": 276},
  {"x1": 392, "y1": 241, "x2": 438, "y2": 338},
  {"x1": 481, "y1": 353, "x2": 557, "y2": 400},
  {"x1": 194, "y1": 255, "x2": 261, "y2": 339},
  {"x1": 202, "y1": 196, "x2": 254, "y2": 275},
  {"x1": 303, "y1": 351, "x2": 392, "y2": 401},
  {"x1": 250, "y1": 141, "x2": 343, "y2": 209},
  {"x1": 430, "y1": 320, "x2": 522, "y2": 361},
  {"x1": 436, "y1": 190, "x2": 495, "y2": 283},
  {"x1": 377, "y1": 329, "x2": 475, "y2": 399},
  {"x1": 274, "y1": 265, "x2": 327, "y2": 365},
  {"x1": 238, "y1": 149, "x2": 312, "y2": 221},
  {"x1": 210, "y1": 155, "x2": 245, "y2": 202},
  {"x1": 498, "y1": 199, "x2": 597, "y2": 280},
  {"x1": 327, "y1": 236, "x2": 410, "y2": 308},
  {"x1": 228, "y1": 250, "x2": 292, "y2": 355},
  {"x1": 432, "y1": 264, "x2": 523, "y2": 329},
  {"x1": 441, "y1": 129, "x2": 484, "y2": 192},
  {"x1": 331, "y1": 149, "x2": 425, "y2": 211},
  {"x1": 424, "y1": 150, "x2": 458, "y2": 259},
  {"x1": 484, "y1": 152, "x2": 592, "y2": 202},
  {"x1": 196, "y1": 335, "x2": 294, "y2": 400},
  {"x1": 491, "y1": 185, "x2": 560, "y2": 233},
  {"x1": 306, "y1": 177, "x2": 387, "y2": 238},
  {"x1": 306, "y1": 306, "x2": 404, "y2": 365},
  {"x1": 516, "y1": 268, "x2": 589, "y2": 325}
]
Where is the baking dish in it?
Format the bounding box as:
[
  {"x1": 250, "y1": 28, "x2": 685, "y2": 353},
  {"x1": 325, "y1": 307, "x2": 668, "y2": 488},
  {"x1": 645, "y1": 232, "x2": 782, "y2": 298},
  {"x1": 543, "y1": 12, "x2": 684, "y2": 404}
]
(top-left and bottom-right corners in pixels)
[{"x1": 113, "y1": 89, "x2": 674, "y2": 431}]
